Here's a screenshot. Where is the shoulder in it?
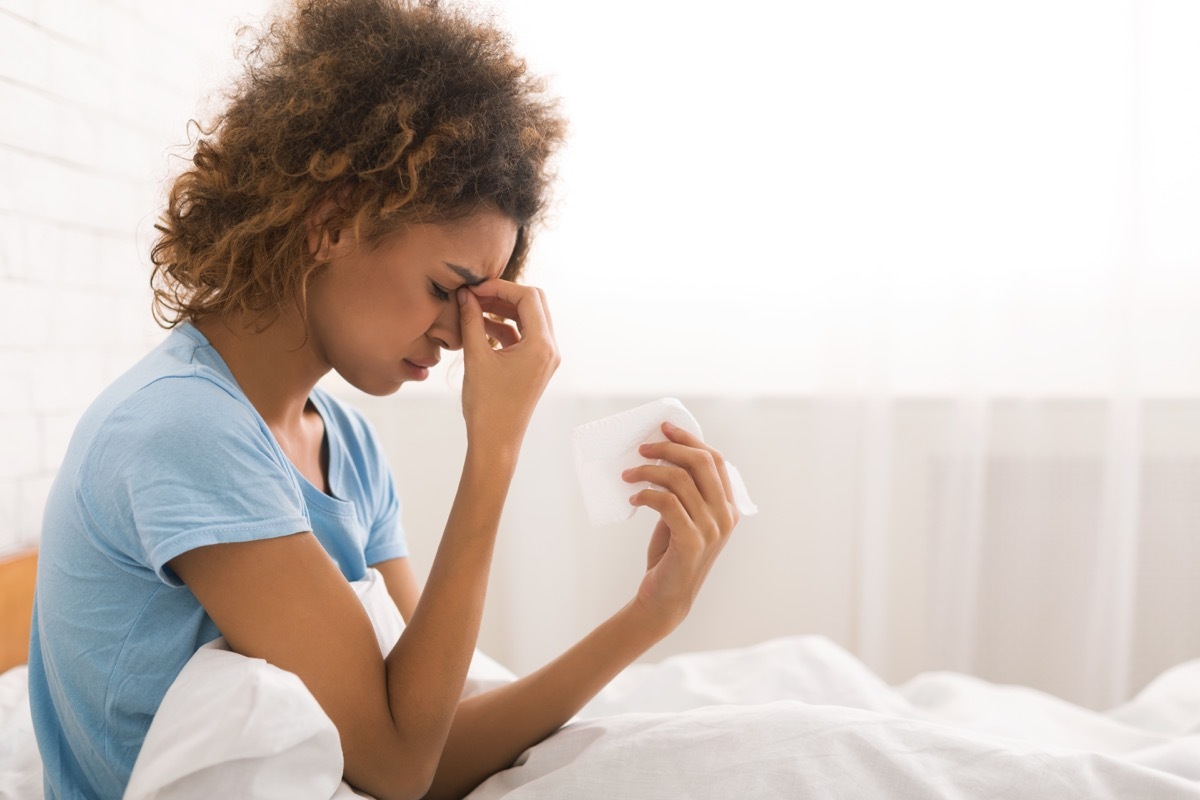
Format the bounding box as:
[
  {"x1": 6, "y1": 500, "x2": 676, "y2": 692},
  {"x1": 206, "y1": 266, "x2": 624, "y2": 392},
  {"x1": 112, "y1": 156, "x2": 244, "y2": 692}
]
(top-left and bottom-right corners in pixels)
[
  {"x1": 73, "y1": 324, "x2": 258, "y2": 450},
  {"x1": 112, "y1": 372, "x2": 267, "y2": 449},
  {"x1": 80, "y1": 371, "x2": 288, "y2": 496}
]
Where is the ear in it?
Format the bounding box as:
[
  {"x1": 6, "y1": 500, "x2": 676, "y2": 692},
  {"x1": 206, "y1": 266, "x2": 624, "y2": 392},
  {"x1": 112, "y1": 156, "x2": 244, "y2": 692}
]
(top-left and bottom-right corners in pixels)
[{"x1": 306, "y1": 200, "x2": 346, "y2": 261}]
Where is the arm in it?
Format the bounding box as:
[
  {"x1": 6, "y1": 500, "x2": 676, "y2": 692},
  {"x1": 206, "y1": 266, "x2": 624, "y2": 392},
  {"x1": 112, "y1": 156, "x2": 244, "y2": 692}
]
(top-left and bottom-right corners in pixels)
[
  {"x1": 168, "y1": 441, "x2": 514, "y2": 800},
  {"x1": 374, "y1": 557, "x2": 422, "y2": 623},
  {"x1": 172, "y1": 280, "x2": 558, "y2": 800},
  {"x1": 423, "y1": 423, "x2": 741, "y2": 800}
]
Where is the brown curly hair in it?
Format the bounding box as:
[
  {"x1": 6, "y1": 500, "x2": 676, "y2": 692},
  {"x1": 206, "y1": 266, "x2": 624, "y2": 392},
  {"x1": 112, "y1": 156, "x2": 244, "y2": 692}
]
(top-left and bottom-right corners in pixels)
[{"x1": 150, "y1": 0, "x2": 565, "y2": 328}]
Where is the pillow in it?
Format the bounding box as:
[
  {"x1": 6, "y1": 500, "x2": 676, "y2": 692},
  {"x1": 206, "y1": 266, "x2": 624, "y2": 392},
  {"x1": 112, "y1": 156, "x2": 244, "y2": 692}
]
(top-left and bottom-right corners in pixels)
[{"x1": 123, "y1": 643, "x2": 344, "y2": 800}]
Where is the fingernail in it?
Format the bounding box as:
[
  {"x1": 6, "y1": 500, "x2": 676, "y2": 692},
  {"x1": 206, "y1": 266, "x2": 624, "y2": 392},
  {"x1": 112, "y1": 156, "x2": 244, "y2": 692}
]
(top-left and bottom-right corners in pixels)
[
  {"x1": 638, "y1": 444, "x2": 651, "y2": 455},
  {"x1": 621, "y1": 468, "x2": 634, "y2": 479},
  {"x1": 663, "y1": 422, "x2": 676, "y2": 433},
  {"x1": 457, "y1": 288, "x2": 468, "y2": 305}
]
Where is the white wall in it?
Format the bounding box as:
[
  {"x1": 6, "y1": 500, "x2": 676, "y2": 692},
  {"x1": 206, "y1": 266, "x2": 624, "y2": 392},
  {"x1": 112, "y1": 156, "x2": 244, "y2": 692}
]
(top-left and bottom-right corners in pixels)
[{"x1": 0, "y1": 0, "x2": 270, "y2": 554}]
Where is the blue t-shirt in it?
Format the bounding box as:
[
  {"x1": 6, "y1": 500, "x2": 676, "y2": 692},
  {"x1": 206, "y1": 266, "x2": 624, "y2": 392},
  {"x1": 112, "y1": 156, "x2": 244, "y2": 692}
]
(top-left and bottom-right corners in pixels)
[{"x1": 28, "y1": 321, "x2": 409, "y2": 799}]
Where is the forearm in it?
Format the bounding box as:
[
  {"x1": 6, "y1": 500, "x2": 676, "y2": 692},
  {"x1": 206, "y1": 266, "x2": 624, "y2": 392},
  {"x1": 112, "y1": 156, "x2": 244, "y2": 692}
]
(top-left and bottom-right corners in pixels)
[
  {"x1": 380, "y1": 445, "x2": 519, "y2": 776},
  {"x1": 422, "y1": 602, "x2": 670, "y2": 800}
]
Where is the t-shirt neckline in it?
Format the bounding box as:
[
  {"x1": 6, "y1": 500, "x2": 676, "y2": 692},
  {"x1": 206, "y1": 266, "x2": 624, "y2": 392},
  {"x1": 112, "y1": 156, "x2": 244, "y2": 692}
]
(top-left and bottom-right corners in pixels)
[{"x1": 174, "y1": 320, "x2": 351, "y2": 510}]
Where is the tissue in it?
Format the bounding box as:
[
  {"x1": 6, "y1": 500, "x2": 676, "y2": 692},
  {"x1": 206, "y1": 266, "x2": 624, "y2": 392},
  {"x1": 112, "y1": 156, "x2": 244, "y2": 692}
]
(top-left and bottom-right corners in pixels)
[{"x1": 571, "y1": 398, "x2": 758, "y2": 527}]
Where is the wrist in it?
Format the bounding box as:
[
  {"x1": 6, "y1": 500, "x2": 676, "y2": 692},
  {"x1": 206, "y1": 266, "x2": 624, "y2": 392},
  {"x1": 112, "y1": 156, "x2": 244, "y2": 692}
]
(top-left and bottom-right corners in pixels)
[
  {"x1": 613, "y1": 598, "x2": 678, "y2": 650},
  {"x1": 464, "y1": 438, "x2": 521, "y2": 473}
]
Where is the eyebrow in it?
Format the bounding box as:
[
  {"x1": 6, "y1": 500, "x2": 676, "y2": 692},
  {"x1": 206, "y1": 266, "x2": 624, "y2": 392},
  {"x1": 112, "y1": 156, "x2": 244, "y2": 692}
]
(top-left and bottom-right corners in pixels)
[{"x1": 444, "y1": 262, "x2": 487, "y2": 287}]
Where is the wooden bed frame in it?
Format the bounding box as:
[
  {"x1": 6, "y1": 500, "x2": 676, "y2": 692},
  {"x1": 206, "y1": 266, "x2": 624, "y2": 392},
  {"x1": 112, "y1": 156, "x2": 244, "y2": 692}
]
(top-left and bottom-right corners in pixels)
[{"x1": 0, "y1": 549, "x2": 38, "y2": 673}]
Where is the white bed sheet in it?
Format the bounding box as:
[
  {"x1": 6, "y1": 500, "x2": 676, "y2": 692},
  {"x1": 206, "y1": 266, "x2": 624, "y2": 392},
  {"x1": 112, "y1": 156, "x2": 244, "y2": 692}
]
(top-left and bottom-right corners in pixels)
[
  {"x1": 470, "y1": 637, "x2": 1200, "y2": 799},
  {"x1": 2, "y1": 577, "x2": 1197, "y2": 799}
]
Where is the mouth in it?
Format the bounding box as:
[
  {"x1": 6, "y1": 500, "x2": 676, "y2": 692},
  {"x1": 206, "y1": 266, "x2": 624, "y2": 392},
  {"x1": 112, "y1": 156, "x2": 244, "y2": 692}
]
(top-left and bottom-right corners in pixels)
[{"x1": 402, "y1": 358, "x2": 437, "y2": 381}]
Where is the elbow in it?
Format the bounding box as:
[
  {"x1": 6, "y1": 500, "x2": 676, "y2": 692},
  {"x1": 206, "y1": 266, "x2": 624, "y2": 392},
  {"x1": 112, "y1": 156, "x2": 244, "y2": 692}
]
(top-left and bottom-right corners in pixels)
[
  {"x1": 354, "y1": 778, "x2": 431, "y2": 800},
  {"x1": 351, "y1": 753, "x2": 439, "y2": 800},
  {"x1": 410, "y1": 760, "x2": 438, "y2": 800},
  {"x1": 400, "y1": 740, "x2": 442, "y2": 800},
  {"x1": 394, "y1": 776, "x2": 438, "y2": 800}
]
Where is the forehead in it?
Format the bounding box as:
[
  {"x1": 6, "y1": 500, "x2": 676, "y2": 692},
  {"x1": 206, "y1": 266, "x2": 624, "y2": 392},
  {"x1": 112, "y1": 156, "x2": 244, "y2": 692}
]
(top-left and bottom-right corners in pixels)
[{"x1": 432, "y1": 207, "x2": 519, "y2": 282}]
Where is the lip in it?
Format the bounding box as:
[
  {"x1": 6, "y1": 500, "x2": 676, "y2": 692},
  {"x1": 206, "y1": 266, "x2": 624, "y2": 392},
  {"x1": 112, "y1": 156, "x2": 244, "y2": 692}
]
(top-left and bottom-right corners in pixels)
[
  {"x1": 405, "y1": 357, "x2": 440, "y2": 369},
  {"x1": 402, "y1": 358, "x2": 436, "y2": 381}
]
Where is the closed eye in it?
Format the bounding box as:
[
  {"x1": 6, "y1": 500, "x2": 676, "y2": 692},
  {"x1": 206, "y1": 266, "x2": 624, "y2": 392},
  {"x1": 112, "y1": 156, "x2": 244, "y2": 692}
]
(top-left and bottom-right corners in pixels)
[{"x1": 429, "y1": 281, "x2": 452, "y2": 302}]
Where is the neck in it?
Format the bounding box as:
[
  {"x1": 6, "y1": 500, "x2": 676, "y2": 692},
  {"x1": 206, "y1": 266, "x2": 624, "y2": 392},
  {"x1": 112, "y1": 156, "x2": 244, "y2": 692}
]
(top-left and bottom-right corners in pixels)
[{"x1": 193, "y1": 307, "x2": 329, "y2": 431}]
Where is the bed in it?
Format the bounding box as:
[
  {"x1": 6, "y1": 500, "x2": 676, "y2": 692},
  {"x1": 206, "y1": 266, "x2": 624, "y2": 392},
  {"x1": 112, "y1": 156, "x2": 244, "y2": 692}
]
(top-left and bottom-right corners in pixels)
[{"x1": 2, "y1": 548, "x2": 1199, "y2": 800}]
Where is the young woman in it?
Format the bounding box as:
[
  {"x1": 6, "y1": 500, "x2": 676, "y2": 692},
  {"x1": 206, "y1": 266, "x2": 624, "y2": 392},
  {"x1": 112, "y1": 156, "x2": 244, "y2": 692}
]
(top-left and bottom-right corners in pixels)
[{"x1": 28, "y1": 1, "x2": 740, "y2": 798}]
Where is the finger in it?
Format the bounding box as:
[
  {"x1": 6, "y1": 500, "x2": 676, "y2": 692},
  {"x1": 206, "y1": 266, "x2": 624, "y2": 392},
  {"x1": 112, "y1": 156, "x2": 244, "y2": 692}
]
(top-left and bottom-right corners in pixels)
[
  {"x1": 624, "y1": 464, "x2": 716, "y2": 539},
  {"x1": 535, "y1": 286, "x2": 556, "y2": 339},
  {"x1": 639, "y1": 438, "x2": 731, "y2": 511},
  {"x1": 469, "y1": 280, "x2": 551, "y2": 342},
  {"x1": 475, "y1": 295, "x2": 519, "y2": 323},
  {"x1": 628, "y1": 489, "x2": 704, "y2": 557},
  {"x1": 482, "y1": 316, "x2": 520, "y2": 348},
  {"x1": 659, "y1": 423, "x2": 735, "y2": 506},
  {"x1": 456, "y1": 288, "x2": 489, "y2": 355}
]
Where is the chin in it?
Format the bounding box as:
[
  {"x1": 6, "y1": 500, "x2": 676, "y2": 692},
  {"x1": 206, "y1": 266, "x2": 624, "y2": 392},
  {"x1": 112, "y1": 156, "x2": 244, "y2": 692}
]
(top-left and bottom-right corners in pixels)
[
  {"x1": 336, "y1": 368, "x2": 406, "y2": 397},
  {"x1": 365, "y1": 378, "x2": 408, "y2": 397}
]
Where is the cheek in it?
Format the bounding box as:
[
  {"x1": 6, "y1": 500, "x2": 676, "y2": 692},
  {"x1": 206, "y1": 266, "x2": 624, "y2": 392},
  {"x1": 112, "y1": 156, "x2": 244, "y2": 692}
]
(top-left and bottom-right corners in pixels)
[
  {"x1": 359, "y1": 290, "x2": 444, "y2": 351},
  {"x1": 314, "y1": 262, "x2": 442, "y2": 351}
]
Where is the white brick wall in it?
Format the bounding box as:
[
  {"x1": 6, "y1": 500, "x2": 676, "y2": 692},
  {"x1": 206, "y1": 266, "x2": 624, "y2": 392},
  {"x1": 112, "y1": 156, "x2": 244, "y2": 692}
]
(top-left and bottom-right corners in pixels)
[{"x1": 0, "y1": 0, "x2": 271, "y2": 554}]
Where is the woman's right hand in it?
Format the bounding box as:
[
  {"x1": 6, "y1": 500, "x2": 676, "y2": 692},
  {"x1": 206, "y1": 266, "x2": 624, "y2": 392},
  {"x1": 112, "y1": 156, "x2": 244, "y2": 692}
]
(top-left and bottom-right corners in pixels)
[
  {"x1": 623, "y1": 422, "x2": 740, "y2": 635},
  {"x1": 456, "y1": 279, "x2": 559, "y2": 454}
]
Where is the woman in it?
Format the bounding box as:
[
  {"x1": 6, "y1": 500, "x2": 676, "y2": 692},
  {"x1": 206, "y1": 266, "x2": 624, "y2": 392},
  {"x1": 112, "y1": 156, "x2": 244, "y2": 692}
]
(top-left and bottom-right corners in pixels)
[{"x1": 28, "y1": 1, "x2": 740, "y2": 798}]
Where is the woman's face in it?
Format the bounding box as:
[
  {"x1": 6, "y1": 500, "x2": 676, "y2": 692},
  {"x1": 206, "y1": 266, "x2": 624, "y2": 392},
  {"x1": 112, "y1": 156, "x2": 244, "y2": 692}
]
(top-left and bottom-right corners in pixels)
[{"x1": 306, "y1": 206, "x2": 518, "y2": 395}]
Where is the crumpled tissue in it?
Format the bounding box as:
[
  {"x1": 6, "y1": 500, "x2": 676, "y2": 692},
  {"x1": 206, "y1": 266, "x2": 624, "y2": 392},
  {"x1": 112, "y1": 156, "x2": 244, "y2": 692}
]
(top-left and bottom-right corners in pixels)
[{"x1": 571, "y1": 397, "x2": 758, "y2": 527}]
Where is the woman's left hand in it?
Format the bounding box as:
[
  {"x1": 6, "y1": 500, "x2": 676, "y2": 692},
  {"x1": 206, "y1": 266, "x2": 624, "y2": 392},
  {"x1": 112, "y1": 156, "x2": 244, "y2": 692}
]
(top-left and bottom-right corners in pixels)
[{"x1": 622, "y1": 422, "x2": 740, "y2": 634}]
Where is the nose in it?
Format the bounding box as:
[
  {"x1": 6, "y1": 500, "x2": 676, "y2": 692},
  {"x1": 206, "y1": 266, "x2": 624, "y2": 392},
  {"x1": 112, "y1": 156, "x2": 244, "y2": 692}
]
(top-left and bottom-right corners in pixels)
[{"x1": 430, "y1": 298, "x2": 463, "y2": 351}]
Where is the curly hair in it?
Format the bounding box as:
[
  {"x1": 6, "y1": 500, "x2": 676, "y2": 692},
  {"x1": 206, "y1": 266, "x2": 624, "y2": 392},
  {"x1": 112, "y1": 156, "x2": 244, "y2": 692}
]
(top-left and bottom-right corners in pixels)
[{"x1": 150, "y1": 0, "x2": 565, "y2": 328}]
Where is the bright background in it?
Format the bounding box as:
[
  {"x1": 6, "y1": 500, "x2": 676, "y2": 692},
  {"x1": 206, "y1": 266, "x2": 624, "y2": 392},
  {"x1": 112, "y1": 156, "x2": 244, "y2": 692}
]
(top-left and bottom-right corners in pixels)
[{"x1": 2, "y1": 0, "x2": 1198, "y2": 709}]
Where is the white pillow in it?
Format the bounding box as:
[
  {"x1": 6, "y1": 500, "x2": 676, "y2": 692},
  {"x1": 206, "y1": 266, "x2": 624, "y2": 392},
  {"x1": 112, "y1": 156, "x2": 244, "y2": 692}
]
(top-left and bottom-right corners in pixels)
[
  {"x1": 123, "y1": 643, "x2": 344, "y2": 800},
  {"x1": 126, "y1": 568, "x2": 516, "y2": 800}
]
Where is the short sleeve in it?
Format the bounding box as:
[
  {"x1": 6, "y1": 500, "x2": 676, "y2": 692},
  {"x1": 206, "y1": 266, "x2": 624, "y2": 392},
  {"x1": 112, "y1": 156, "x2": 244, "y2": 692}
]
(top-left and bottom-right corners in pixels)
[{"x1": 78, "y1": 374, "x2": 312, "y2": 586}]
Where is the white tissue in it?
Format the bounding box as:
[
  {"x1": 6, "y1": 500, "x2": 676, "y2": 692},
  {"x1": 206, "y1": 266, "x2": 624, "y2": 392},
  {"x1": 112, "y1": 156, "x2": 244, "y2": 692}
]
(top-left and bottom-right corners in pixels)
[{"x1": 571, "y1": 398, "x2": 758, "y2": 527}]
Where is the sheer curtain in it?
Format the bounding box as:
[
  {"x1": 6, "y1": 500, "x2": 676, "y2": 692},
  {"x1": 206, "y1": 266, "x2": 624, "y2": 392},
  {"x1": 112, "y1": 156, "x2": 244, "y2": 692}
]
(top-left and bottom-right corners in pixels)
[{"x1": 341, "y1": 0, "x2": 1200, "y2": 710}]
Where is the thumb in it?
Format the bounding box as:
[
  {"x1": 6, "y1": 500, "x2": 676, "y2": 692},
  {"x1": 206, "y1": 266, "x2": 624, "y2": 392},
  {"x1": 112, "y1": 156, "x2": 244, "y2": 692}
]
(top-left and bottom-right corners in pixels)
[{"x1": 457, "y1": 288, "x2": 487, "y2": 354}]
